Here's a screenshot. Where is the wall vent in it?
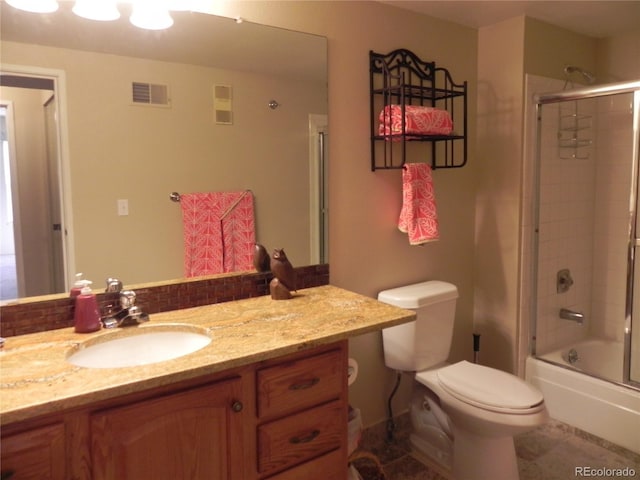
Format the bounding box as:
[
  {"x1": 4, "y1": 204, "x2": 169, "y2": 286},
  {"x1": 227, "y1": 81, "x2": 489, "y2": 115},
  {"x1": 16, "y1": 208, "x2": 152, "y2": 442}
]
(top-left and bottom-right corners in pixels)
[
  {"x1": 214, "y1": 84, "x2": 233, "y2": 124},
  {"x1": 131, "y1": 82, "x2": 170, "y2": 106}
]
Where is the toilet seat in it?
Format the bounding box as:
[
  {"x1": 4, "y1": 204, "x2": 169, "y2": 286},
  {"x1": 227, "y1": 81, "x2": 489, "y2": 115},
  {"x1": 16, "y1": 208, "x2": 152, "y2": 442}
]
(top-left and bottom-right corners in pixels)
[{"x1": 435, "y1": 361, "x2": 544, "y2": 414}]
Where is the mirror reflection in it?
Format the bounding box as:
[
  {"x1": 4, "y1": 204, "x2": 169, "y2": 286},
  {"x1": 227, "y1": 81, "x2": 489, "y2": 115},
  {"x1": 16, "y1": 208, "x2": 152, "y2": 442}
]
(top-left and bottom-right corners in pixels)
[{"x1": 0, "y1": 4, "x2": 328, "y2": 301}]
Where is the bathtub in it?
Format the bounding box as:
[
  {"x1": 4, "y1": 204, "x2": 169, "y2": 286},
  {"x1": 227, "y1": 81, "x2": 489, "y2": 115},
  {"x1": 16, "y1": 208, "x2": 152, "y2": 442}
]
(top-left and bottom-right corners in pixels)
[
  {"x1": 541, "y1": 339, "x2": 624, "y2": 383},
  {"x1": 525, "y1": 340, "x2": 640, "y2": 454}
]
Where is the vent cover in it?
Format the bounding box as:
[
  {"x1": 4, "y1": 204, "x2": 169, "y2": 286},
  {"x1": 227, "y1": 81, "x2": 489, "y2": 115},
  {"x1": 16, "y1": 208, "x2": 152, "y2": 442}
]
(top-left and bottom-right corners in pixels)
[
  {"x1": 214, "y1": 84, "x2": 233, "y2": 124},
  {"x1": 131, "y1": 82, "x2": 170, "y2": 106}
]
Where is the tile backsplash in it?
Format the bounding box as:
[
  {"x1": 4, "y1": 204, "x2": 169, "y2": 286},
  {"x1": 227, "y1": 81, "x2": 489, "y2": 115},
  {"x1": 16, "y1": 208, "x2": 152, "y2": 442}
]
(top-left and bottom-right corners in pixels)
[{"x1": 0, "y1": 265, "x2": 329, "y2": 337}]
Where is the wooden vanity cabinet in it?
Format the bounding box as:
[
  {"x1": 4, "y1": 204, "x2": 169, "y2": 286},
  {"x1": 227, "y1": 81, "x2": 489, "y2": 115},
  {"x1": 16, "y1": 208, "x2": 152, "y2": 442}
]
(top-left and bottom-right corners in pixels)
[
  {"x1": 0, "y1": 341, "x2": 348, "y2": 480},
  {"x1": 90, "y1": 377, "x2": 244, "y2": 480},
  {"x1": 0, "y1": 423, "x2": 66, "y2": 479}
]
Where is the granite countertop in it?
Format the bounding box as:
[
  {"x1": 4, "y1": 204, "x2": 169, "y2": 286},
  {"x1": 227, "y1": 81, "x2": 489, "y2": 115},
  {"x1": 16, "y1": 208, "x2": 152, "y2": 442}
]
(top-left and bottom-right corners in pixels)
[{"x1": 0, "y1": 285, "x2": 414, "y2": 426}]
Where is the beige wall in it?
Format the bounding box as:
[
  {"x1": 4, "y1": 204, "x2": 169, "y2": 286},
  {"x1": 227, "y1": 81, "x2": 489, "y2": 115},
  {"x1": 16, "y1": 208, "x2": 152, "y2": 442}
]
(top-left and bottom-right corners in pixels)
[
  {"x1": 597, "y1": 30, "x2": 640, "y2": 82},
  {"x1": 477, "y1": 16, "x2": 639, "y2": 378},
  {"x1": 523, "y1": 17, "x2": 597, "y2": 82},
  {"x1": 474, "y1": 17, "x2": 526, "y2": 374},
  {"x1": 210, "y1": 1, "x2": 479, "y2": 426},
  {"x1": 2, "y1": 41, "x2": 324, "y2": 285}
]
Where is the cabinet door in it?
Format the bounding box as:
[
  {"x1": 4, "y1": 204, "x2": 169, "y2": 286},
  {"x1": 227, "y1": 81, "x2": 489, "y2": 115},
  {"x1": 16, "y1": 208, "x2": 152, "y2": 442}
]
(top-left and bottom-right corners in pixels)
[
  {"x1": 0, "y1": 423, "x2": 66, "y2": 480},
  {"x1": 91, "y1": 377, "x2": 244, "y2": 480}
]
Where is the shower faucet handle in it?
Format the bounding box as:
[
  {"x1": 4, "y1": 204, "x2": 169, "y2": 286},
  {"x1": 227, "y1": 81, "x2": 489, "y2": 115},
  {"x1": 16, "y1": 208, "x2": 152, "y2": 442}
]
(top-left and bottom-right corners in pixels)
[{"x1": 557, "y1": 269, "x2": 574, "y2": 293}]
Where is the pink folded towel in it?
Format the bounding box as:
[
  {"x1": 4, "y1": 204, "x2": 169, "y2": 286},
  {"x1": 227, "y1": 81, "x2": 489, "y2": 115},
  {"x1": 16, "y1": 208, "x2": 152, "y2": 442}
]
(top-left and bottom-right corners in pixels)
[
  {"x1": 379, "y1": 105, "x2": 453, "y2": 136},
  {"x1": 181, "y1": 191, "x2": 255, "y2": 277},
  {"x1": 398, "y1": 163, "x2": 439, "y2": 245}
]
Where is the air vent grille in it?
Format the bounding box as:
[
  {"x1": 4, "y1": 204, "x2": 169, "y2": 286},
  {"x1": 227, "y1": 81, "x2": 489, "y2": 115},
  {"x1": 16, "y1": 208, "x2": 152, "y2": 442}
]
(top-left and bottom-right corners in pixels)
[
  {"x1": 214, "y1": 84, "x2": 233, "y2": 124},
  {"x1": 132, "y1": 82, "x2": 170, "y2": 106}
]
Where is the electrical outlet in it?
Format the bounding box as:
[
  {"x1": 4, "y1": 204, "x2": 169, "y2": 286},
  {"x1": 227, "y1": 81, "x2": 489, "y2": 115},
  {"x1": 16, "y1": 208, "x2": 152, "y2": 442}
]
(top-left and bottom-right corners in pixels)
[{"x1": 117, "y1": 199, "x2": 129, "y2": 216}]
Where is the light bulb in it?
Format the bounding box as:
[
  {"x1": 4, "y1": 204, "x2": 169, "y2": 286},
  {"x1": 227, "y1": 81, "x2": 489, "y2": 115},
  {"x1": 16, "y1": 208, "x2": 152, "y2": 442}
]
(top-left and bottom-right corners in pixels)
[
  {"x1": 5, "y1": 0, "x2": 59, "y2": 13},
  {"x1": 130, "y1": 0, "x2": 174, "y2": 30},
  {"x1": 72, "y1": 0, "x2": 120, "y2": 21}
]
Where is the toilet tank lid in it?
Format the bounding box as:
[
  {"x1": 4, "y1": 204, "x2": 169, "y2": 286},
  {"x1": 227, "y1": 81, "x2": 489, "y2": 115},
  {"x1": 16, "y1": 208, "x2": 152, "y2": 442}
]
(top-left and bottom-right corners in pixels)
[{"x1": 378, "y1": 281, "x2": 458, "y2": 309}]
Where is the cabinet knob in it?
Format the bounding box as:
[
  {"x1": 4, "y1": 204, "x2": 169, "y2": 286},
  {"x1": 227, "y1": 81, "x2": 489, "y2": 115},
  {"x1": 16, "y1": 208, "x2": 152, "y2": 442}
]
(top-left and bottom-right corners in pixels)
[{"x1": 231, "y1": 400, "x2": 243, "y2": 412}]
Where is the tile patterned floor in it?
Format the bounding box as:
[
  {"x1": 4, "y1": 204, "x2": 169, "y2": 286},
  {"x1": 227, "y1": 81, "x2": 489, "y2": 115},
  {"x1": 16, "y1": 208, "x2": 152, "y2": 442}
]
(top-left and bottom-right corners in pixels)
[{"x1": 350, "y1": 414, "x2": 640, "y2": 480}]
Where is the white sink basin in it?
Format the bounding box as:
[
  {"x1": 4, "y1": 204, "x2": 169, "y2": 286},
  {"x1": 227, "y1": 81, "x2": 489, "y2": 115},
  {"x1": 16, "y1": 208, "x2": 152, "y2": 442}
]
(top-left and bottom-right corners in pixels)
[{"x1": 67, "y1": 325, "x2": 211, "y2": 368}]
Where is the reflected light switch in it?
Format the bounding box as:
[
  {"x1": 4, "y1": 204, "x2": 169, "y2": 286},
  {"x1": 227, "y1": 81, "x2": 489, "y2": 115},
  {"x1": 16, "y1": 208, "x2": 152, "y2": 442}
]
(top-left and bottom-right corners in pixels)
[{"x1": 117, "y1": 199, "x2": 129, "y2": 216}]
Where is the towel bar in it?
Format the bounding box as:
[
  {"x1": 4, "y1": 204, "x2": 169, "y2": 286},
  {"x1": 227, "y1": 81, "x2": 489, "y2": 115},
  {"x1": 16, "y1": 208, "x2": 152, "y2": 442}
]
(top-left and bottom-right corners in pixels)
[{"x1": 170, "y1": 190, "x2": 253, "y2": 203}]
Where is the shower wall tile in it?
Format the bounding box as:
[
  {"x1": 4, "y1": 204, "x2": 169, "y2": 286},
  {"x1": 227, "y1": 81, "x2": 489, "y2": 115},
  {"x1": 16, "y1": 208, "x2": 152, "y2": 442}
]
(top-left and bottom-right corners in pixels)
[
  {"x1": 590, "y1": 92, "x2": 634, "y2": 343},
  {"x1": 533, "y1": 77, "x2": 594, "y2": 353}
]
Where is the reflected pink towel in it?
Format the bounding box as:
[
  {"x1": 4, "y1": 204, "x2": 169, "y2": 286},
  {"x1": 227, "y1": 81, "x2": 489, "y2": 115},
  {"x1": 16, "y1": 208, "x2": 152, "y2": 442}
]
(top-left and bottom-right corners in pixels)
[
  {"x1": 181, "y1": 191, "x2": 255, "y2": 277},
  {"x1": 398, "y1": 163, "x2": 439, "y2": 245}
]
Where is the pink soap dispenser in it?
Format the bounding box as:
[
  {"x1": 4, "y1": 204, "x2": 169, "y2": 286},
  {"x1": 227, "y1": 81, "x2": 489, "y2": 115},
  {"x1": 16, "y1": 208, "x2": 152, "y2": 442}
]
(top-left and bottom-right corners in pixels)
[
  {"x1": 70, "y1": 273, "x2": 86, "y2": 298},
  {"x1": 74, "y1": 281, "x2": 101, "y2": 333}
]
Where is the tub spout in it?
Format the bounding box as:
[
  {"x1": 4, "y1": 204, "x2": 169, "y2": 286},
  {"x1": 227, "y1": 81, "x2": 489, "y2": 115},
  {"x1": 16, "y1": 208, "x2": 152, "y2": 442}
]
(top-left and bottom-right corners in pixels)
[{"x1": 559, "y1": 308, "x2": 584, "y2": 325}]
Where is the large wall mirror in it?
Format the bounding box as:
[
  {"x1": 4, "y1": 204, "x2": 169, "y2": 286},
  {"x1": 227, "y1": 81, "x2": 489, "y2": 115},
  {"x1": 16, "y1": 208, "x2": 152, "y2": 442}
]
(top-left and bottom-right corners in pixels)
[{"x1": 0, "y1": 3, "x2": 328, "y2": 302}]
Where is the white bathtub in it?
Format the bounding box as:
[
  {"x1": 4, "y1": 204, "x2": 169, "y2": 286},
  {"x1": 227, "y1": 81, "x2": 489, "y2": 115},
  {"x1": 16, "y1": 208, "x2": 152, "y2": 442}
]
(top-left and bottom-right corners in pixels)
[
  {"x1": 526, "y1": 341, "x2": 640, "y2": 454},
  {"x1": 540, "y1": 339, "x2": 624, "y2": 383}
]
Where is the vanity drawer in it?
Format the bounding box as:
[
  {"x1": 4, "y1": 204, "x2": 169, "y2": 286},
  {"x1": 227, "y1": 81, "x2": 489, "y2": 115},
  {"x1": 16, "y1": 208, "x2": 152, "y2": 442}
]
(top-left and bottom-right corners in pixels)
[
  {"x1": 257, "y1": 400, "x2": 344, "y2": 475},
  {"x1": 257, "y1": 349, "x2": 343, "y2": 418}
]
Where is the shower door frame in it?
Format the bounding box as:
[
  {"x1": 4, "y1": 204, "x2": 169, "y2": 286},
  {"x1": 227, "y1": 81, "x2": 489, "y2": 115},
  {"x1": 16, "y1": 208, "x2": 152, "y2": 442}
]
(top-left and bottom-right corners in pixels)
[{"x1": 532, "y1": 80, "x2": 640, "y2": 390}]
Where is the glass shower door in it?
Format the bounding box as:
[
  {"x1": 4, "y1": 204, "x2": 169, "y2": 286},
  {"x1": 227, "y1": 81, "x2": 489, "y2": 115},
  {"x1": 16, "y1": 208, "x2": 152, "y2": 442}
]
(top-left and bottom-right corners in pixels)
[
  {"x1": 628, "y1": 89, "x2": 640, "y2": 387},
  {"x1": 534, "y1": 84, "x2": 640, "y2": 388}
]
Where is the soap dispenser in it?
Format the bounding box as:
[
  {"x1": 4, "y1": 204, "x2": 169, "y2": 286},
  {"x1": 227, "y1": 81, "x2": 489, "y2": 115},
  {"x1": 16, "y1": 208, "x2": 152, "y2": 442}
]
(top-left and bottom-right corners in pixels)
[
  {"x1": 74, "y1": 281, "x2": 101, "y2": 333},
  {"x1": 70, "y1": 273, "x2": 87, "y2": 297}
]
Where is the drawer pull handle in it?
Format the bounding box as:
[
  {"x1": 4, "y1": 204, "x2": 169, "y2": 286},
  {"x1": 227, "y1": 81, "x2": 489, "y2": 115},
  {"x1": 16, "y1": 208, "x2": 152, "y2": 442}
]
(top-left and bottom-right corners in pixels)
[
  {"x1": 231, "y1": 400, "x2": 244, "y2": 412},
  {"x1": 290, "y1": 429, "x2": 320, "y2": 444},
  {"x1": 289, "y1": 377, "x2": 320, "y2": 390}
]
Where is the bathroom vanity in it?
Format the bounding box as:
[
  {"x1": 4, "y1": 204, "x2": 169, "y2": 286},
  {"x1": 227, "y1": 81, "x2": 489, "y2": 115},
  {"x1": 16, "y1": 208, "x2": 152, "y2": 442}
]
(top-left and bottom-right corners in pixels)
[{"x1": 0, "y1": 285, "x2": 414, "y2": 479}]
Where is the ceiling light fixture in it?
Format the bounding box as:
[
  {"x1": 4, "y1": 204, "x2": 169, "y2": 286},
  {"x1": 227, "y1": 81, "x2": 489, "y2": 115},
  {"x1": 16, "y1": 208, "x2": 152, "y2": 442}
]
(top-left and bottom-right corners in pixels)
[
  {"x1": 130, "y1": 0, "x2": 174, "y2": 30},
  {"x1": 167, "y1": 0, "x2": 195, "y2": 11},
  {"x1": 5, "y1": 0, "x2": 58, "y2": 13},
  {"x1": 72, "y1": 0, "x2": 120, "y2": 21}
]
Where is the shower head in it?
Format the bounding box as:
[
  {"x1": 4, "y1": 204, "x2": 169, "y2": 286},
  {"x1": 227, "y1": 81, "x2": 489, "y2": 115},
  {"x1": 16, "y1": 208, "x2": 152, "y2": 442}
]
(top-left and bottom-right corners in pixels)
[{"x1": 564, "y1": 65, "x2": 596, "y2": 84}]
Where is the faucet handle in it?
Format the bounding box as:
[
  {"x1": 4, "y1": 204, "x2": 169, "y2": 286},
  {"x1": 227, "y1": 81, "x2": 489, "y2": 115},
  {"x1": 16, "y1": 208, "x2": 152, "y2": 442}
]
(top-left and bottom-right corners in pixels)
[
  {"x1": 106, "y1": 278, "x2": 123, "y2": 293},
  {"x1": 120, "y1": 290, "x2": 137, "y2": 309}
]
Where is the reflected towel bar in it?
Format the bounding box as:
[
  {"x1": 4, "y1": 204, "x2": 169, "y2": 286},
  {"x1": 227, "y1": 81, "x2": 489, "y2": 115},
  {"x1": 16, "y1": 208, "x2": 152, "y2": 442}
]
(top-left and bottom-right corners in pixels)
[{"x1": 170, "y1": 190, "x2": 253, "y2": 204}]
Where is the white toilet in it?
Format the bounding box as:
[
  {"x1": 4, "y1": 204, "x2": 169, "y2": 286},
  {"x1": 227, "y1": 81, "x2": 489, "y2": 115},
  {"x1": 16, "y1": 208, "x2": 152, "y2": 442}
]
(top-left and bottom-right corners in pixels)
[{"x1": 379, "y1": 280, "x2": 548, "y2": 480}]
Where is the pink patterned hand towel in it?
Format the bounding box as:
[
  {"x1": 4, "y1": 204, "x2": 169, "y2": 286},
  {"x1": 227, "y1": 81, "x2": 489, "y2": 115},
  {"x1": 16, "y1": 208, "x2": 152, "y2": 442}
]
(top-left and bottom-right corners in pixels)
[
  {"x1": 379, "y1": 105, "x2": 453, "y2": 136},
  {"x1": 181, "y1": 191, "x2": 255, "y2": 277},
  {"x1": 398, "y1": 163, "x2": 439, "y2": 245}
]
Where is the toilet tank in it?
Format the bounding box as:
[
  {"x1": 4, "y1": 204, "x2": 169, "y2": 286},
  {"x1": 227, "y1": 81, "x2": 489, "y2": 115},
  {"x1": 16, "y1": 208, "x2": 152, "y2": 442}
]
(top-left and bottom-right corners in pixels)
[{"x1": 379, "y1": 281, "x2": 458, "y2": 371}]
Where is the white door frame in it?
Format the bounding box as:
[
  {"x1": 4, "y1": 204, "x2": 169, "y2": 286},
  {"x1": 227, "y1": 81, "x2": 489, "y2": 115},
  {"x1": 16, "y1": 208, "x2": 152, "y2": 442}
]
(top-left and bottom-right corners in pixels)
[
  {"x1": 1, "y1": 64, "x2": 76, "y2": 291},
  {"x1": 308, "y1": 114, "x2": 328, "y2": 265}
]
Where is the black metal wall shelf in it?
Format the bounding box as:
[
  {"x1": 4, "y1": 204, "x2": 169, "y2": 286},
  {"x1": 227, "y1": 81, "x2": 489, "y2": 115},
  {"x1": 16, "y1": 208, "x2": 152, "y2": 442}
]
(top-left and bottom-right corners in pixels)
[{"x1": 370, "y1": 49, "x2": 468, "y2": 171}]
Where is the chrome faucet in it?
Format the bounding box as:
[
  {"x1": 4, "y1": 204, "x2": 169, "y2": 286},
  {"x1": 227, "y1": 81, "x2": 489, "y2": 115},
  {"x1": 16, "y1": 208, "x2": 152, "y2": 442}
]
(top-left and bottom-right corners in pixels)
[
  {"x1": 101, "y1": 279, "x2": 150, "y2": 328},
  {"x1": 559, "y1": 308, "x2": 584, "y2": 325}
]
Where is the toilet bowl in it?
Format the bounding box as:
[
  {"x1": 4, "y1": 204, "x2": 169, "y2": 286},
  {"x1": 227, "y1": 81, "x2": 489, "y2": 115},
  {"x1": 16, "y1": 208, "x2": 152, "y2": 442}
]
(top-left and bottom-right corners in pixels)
[
  {"x1": 417, "y1": 362, "x2": 548, "y2": 479},
  {"x1": 379, "y1": 281, "x2": 548, "y2": 480}
]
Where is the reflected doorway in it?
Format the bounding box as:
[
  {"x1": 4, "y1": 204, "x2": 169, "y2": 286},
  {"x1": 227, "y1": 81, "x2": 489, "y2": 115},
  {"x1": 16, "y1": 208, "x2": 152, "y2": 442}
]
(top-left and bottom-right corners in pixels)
[
  {"x1": 0, "y1": 73, "x2": 67, "y2": 300},
  {"x1": 309, "y1": 114, "x2": 328, "y2": 264}
]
